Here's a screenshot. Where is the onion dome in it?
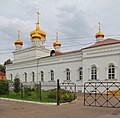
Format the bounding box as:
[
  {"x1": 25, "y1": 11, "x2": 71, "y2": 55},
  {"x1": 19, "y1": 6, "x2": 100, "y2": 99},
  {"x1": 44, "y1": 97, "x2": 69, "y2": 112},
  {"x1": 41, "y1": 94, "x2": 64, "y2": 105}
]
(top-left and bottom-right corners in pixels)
[
  {"x1": 53, "y1": 32, "x2": 61, "y2": 47},
  {"x1": 30, "y1": 23, "x2": 46, "y2": 39},
  {"x1": 14, "y1": 31, "x2": 23, "y2": 45},
  {"x1": 14, "y1": 39, "x2": 23, "y2": 45},
  {"x1": 30, "y1": 12, "x2": 46, "y2": 39},
  {"x1": 95, "y1": 22, "x2": 105, "y2": 38}
]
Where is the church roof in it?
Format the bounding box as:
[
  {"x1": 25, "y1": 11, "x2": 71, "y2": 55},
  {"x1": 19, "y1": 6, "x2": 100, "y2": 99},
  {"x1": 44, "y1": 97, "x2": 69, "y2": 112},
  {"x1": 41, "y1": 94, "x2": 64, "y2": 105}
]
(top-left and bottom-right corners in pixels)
[
  {"x1": 54, "y1": 38, "x2": 120, "y2": 55},
  {"x1": 55, "y1": 50, "x2": 81, "y2": 56},
  {"x1": 84, "y1": 38, "x2": 120, "y2": 49}
]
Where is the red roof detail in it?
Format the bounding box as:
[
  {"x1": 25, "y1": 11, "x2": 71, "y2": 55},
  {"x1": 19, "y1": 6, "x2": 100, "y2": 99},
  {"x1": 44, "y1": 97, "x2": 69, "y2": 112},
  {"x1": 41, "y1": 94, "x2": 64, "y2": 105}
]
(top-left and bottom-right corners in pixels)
[
  {"x1": 55, "y1": 50, "x2": 81, "y2": 56},
  {"x1": 84, "y1": 38, "x2": 120, "y2": 49},
  {"x1": 0, "y1": 72, "x2": 5, "y2": 76}
]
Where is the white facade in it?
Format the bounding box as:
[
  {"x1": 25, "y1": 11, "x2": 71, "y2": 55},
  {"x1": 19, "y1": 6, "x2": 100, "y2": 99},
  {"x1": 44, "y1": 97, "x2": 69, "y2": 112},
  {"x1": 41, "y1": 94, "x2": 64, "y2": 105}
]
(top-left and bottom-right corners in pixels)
[{"x1": 6, "y1": 38, "x2": 120, "y2": 92}]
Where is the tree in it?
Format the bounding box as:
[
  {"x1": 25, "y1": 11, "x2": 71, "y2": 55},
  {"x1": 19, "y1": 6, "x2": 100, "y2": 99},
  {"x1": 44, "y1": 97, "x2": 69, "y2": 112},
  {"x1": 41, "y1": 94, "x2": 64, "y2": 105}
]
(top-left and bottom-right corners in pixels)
[
  {"x1": 4, "y1": 59, "x2": 13, "y2": 65},
  {"x1": 13, "y1": 77, "x2": 21, "y2": 95},
  {"x1": 3, "y1": 59, "x2": 13, "y2": 73},
  {"x1": 0, "y1": 65, "x2": 5, "y2": 73}
]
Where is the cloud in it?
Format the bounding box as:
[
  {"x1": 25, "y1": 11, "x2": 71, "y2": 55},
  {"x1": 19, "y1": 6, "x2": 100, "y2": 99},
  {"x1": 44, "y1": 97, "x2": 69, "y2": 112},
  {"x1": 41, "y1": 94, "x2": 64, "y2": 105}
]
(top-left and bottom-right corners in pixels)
[
  {"x1": 57, "y1": 5, "x2": 92, "y2": 38},
  {"x1": 0, "y1": 16, "x2": 34, "y2": 50}
]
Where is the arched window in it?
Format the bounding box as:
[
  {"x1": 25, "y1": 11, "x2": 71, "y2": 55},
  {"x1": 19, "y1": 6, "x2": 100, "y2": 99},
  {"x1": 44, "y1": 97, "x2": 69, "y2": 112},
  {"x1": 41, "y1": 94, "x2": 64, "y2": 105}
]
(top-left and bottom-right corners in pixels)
[
  {"x1": 10, "y1": 74, "x2": 13, "y2": 81},
  {"x1": 41, "y1": 71, "x2": 44, "y2": 81},
  {"x1": 66, "y1": 68, "x2": 70, "y2": 80},
  {"x1": 91, "y1": 65, "x2": 97, "y2": 80},
  {"x1": 79, "y1": 67, "x2": 83, "y2": 80},
  {"x1": 108, "y1": 64, "x2": 115, "y2": 79},
  {"x1": 51, "y1": 70, "x2": 54, "y2": 81},
  {"x1": 24, "y1": 72, "x2": 27, "y2": 82},
  {"x1": 32, "y1": 72, "x2": 35, "y2": 82}
]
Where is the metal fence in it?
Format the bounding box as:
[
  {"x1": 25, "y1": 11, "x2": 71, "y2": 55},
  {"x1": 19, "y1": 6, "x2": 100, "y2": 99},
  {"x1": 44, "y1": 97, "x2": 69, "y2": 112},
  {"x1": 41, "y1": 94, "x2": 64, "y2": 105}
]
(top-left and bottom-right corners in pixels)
[
  {"x1": 84, "y1": 82, "x2": 120, "y2": 108},
  {"x1": 0, "y1": 79, "x2": 77, "y2": 105}
]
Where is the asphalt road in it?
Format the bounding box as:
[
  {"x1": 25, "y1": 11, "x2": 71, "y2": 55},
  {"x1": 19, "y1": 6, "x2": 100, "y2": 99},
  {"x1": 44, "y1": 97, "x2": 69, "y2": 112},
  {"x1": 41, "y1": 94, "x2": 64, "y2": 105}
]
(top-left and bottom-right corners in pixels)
[{"x1": 0, "y1": 95, "x2": 120, "y2": 118}]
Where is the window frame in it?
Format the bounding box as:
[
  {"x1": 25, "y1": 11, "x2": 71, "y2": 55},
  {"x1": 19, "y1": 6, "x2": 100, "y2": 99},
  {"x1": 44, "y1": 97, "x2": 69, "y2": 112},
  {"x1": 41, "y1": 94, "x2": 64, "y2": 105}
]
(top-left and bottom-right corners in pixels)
[
  {"x1": 50, "y1": 70, "x2": 54, "y2": 81},
  {"x1": 66, "y1": 68, "x2": 70, "y2": 80},
  {"x1": 79, "y1": 67, "x2": 83, "y2": 80},
  {"x1": 91, "y1": 65, "x2": 97, "y2": 80},
  {"x1": 32, "y1": 72, "x2": 35, "y2": 82},
  {"x1": 41, "y1": 71, "x2": 44, "y2": 81},
  {"x1": 108, "y1": 64, "x2": 115, "y2": 79},
  {"x1": 24, "y1": 72, "x2": 27, "y2": 82}
]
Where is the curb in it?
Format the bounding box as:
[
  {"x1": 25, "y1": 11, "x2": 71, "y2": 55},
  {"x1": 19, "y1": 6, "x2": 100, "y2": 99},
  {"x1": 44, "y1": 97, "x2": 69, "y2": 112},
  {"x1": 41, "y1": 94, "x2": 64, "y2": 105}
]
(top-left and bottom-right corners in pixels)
[
  {"x1": 60, "y1": 97, "x2": 79, "y2": 105},
  {"x1": 0, "y1": 97, "x2": 57, "y2": 105}
]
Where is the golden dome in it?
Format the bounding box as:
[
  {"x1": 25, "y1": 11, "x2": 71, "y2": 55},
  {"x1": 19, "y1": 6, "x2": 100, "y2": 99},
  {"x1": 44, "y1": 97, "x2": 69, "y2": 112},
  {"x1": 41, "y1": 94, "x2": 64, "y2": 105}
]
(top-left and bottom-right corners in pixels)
[
  {"x1": 14, "y1": 39, "x2": 23, "y2": 45},
  {"x1": 53, "y1": 32, "x2": 61, "y2": 47},
  {"x1": 95, "y1": 22, "x2": 105, "y2": 38},
  {"x1": 53, "y1": 40, "x2": 61, "y2": 47},
  {"x1": 30, "y1": 12, "x2": 46, "y2": 39},
  {"x1": 14, "y1": 31, "x2": 23, "y2": 45},
  {"x1": 95, "y1": 31, "x2": 104, "y2": 38},
  {"x1": 30, "y1": 23, "x2": 46, "y2": 39}
]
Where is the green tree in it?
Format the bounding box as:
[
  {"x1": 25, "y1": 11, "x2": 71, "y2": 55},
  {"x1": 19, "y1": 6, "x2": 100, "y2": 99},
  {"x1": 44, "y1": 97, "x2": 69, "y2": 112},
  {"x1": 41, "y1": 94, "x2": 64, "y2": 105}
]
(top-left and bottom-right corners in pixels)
[
  {"x1": 0, "y1": 65, "x2": 5, "y2": 73},
  {"x1": 13, "y1": 78, "x2": 21, "y2": 95},
  {"x1": 4, "y1": 59, "x2": 12, "y2": 65},
  {"x1": 4, "y1": 59, "x2": 13, "y2": 73},
  {"x1": 0, "y1": 80, "x2": 9, "y2": 95}
]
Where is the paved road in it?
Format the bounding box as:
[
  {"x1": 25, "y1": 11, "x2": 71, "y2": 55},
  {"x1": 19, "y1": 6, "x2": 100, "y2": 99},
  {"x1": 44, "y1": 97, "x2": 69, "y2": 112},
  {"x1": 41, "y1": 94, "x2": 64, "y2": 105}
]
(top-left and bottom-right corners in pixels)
[{"x1": 0, "y1": 95, "x2": 120, "y2": 118}]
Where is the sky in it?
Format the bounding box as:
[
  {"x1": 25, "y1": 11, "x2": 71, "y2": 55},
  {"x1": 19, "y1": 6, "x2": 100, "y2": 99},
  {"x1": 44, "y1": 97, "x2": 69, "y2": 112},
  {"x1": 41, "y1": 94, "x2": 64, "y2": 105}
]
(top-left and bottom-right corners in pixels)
[{"x1": 0, "y1": 0, "x2": 120, "y2": 64}]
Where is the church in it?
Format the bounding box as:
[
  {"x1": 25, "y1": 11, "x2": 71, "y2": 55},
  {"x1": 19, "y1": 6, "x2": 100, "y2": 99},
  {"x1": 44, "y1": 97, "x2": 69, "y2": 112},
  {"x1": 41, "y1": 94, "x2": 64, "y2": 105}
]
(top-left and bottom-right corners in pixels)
[{"x1": 6, "y1": 13, "x2": 120, "y2": 92}]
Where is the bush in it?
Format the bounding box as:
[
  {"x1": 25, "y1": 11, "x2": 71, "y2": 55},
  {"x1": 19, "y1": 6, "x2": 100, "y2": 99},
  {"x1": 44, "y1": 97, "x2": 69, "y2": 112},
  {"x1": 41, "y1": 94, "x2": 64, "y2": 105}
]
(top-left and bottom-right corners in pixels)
[
  {"x1": 24, "y1": 86, "x2": 32, "y2": 96},
  {"x1": 13, "y1": 78, "x2": 21, "y2": 95},
  {"x1": 47, "y1": 89, "x2": 77, "y2": 102},
  {"x1": 0, "y1": 80, "x2": 9, "y2": 95},
  {"x1": 47, "y1": 89, "x2": 57, "y2": 99}
]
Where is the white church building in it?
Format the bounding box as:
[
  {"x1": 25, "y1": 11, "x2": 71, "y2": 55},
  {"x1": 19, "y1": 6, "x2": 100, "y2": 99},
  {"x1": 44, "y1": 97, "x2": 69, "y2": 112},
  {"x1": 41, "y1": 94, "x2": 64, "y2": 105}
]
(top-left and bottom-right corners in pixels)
[{"x1": 6, "y1": 14, "x2": 120, "y2": 91}]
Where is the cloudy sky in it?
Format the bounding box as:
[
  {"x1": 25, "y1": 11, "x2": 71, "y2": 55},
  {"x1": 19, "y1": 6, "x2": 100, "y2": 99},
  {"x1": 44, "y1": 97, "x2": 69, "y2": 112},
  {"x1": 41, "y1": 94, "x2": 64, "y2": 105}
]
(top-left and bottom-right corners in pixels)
[{"x1": 0, "y1": 0, "x2": 120, "y2": 64}]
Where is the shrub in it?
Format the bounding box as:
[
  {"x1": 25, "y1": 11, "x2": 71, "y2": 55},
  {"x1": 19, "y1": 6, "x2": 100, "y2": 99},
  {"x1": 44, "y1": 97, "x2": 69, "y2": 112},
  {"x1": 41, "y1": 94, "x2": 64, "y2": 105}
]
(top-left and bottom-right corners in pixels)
[
  {"x1": 24, "y1": 86, "x2": 32, "y2": 96},
  {"x1": 13, "y1": 78, "x2": 21, "y2": 95},
  {"x1": 47, "y1": 88, "x2": 77, "y2": 102},
  {"x1": 0, "y1": 80, "x2": 9, "y2": 95},
  {"x1": 47, "y1": 89, "x2": 57, "y2": 99}
]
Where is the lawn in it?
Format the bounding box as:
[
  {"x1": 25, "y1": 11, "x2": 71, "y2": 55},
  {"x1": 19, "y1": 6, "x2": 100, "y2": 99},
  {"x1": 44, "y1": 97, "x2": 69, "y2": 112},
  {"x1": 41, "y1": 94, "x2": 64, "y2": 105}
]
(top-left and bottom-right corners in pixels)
[{"x1": 0, "y1": 90, "x2": 57, "y2": 103}]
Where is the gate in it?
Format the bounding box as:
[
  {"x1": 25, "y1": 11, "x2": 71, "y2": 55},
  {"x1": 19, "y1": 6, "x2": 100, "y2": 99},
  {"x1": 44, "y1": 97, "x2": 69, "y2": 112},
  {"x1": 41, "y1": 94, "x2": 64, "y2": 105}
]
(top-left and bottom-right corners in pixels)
[{"x1": 84, "y1": 82, "x2": 120, "y2": 108}]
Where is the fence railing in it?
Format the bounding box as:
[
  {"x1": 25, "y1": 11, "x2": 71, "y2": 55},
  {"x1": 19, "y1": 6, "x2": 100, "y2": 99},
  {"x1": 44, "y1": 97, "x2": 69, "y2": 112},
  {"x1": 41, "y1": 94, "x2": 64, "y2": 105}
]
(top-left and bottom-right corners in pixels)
[
  {"x1": 0, "y1": 79, "x2": 77, "y2": 105},
  {"x1": 84, "y1": 82, "x2": 120, "y2": 108}
]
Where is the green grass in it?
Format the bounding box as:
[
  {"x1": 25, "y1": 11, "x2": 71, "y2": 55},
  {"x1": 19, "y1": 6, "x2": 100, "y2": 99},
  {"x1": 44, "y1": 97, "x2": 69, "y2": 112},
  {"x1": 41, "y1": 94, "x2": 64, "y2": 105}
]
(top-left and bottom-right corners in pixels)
[
  {"x1": 0, "y1": 91, "x2": 57, "y2": 103},
  {"x1": 0, "y1": 89, "x2": 76, "y2": 103}
]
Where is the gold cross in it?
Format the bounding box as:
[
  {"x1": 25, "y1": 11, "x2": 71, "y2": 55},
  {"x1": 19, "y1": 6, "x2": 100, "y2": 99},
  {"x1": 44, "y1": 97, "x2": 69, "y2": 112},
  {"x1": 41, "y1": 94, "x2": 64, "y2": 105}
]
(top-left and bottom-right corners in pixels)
[
  {"x1": 98, "y1": 22, "x2": 101, "y2": 32},
  {"x1": 56, "y1": 32, "x2": 58, "y2": 41},
  {"x1": 17, "y1": 30, "x2": 20, "y2": 39},
  {"x1": 36, "y1": 11, "x2": 40, "y2": 23}
]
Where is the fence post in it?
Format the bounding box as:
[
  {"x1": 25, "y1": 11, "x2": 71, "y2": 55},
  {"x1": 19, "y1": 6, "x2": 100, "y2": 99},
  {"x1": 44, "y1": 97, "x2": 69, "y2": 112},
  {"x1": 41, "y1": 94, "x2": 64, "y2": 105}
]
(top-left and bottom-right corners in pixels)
[
  {"x1": 84, "y1": 83, "x2": 85, "y2": 106},
  {"x1": 39, "y1": 81, "x2": 41, "y2": 101},
  {"x1": 21, "y1": 83, "x2": 23, "y2": 99},
  {"x1": 57, "y1": 79, "x2": 60, "y2": 105}
]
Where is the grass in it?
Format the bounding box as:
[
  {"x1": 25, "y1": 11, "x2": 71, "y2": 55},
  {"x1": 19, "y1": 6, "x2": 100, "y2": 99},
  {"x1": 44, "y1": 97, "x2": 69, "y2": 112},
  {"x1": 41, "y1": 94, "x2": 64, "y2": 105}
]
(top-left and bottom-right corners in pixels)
[{"x1": 0, "y1": 91, "x2": 57, "y2": 103}]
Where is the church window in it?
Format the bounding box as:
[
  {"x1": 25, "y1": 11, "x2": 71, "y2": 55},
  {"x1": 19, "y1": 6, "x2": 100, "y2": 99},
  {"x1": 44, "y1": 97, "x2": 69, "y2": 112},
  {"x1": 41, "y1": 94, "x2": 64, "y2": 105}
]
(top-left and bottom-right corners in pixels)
[
  {"x1": 66, "y1": 68, "x2": 70, "y2": 80},
  {"x1": 51, "y1": 70, "x2": 54, "y2": 81},
  {"x1": 79, "y1": 67, "x2": 83, "y2": 80},
  {"x1": 32, "y1": 72, "x2": 35, "y2": 82},
  {"x1": 24, "y1": 72, "x2": 27, "y2": 82},
  {"x1": 41, "y1": 71, "x2": 44, "y2": 81},
  {"x1": 91, "y1": 66, "x2": 97, "y2": 80},
  {"x1": 108, "y1": 64, "x2": 115, "y2": 79}
]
